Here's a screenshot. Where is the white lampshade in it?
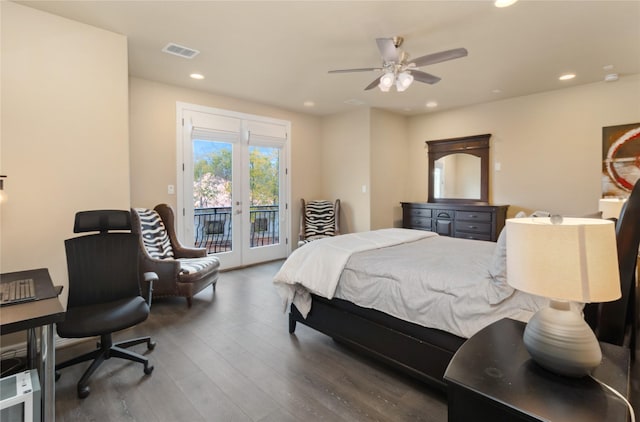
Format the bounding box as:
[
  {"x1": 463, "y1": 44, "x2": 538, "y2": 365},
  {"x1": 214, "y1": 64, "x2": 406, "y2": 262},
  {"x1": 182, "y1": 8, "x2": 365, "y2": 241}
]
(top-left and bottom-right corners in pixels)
[
  {"x1": 396, "y1": 72, "x2": 414, "y2": 92},
  {"x1": 507, "y1": 217, "x2": 620, "y2": 303},
  {"x1": 379, "y1": 72, "x2": 395, "y2": 91},
  {"x1": 598, "y1": 198, "x2": 627, "y2": 220}
]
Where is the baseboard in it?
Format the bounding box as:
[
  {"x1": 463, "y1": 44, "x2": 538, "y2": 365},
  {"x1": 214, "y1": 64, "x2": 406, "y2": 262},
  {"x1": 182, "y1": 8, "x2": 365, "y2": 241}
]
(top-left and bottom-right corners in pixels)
[{"x1": 1, "y1": 335, "x2": 92, "y2": 360}]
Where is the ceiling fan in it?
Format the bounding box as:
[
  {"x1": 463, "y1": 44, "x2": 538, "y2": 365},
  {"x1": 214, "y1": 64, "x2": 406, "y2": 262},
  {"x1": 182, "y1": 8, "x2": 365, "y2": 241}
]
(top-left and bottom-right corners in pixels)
[{"x1": 328, "y1": 37, "x2": 468, "y2": 92}]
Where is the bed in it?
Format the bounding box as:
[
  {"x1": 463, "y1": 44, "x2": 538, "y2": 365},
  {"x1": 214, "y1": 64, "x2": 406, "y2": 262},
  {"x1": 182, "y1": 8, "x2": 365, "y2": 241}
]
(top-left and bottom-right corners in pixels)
[{"x1": 274, "y1": 186, "x2": 640, "y2": 391}]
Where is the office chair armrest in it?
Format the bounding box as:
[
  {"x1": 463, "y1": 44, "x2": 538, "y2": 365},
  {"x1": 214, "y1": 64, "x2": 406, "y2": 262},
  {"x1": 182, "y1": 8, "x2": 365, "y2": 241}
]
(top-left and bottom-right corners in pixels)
[{"x1": 142, "y1": 272, "x2": 158, "y2": 306}]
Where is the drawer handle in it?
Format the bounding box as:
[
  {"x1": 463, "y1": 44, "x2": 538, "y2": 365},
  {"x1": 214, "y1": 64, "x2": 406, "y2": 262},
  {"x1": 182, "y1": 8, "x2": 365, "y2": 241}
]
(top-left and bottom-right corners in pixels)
[
  {"x1": 468, "y1": 214, "x2": 477, "y2": 218},
  {"x1": 438, "y1": 212, "x2": 450, "y2": 218},
  {"x1": 468, "y1": 225, "x2": 477, "y2": 229}
]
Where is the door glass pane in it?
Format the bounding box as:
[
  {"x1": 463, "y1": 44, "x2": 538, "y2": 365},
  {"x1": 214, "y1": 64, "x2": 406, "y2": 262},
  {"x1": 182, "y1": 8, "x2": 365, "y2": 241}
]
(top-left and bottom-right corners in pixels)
[
  {"x1": 249, "y1": 145, "x2": 280, "y2": 248},
  {"x1": 192, "y1": 139, "x2": 233, "y2": 253}
]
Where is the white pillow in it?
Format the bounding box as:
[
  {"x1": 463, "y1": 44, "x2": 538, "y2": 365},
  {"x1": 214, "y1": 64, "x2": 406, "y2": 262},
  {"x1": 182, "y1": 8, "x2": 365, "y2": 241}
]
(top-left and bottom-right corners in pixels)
[{"x1": 486, "y1": 228, "x2": 514, "y2": 304}]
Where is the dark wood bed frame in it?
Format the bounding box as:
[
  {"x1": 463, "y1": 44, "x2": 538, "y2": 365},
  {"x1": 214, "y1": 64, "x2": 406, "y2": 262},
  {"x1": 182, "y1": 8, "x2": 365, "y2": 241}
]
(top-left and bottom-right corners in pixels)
[{"x1": 289, "y1": 182, "x2": 640, "y2": 391}]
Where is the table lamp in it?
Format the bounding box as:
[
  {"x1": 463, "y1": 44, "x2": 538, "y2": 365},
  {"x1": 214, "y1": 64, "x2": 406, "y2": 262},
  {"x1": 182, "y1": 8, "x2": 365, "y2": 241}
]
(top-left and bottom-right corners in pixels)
[{"x1": 506, "y1": 217, "x2": 621, "y2": 377}]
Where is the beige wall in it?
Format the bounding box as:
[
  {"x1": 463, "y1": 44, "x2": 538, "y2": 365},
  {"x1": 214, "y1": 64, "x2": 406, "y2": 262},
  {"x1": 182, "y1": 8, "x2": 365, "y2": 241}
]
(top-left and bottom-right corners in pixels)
[
  {"x1": 370, "y1": 109, "x2": 408, "y2": 229},
  {"x1": 408, "y1": 74, "x2": 640, "y2": 217},
  {"x1": 1, "y1": 2, "x2": 130, "y2": 309},
  {"x1": 4, "y1": 4, "x2": 639, "y2": 293},
  {"x1": 320, "y1": 108, "x2": 371, "y2": 233},
  {"x1": 129, "y1": 77, "x2": 322, "y2": 246}
]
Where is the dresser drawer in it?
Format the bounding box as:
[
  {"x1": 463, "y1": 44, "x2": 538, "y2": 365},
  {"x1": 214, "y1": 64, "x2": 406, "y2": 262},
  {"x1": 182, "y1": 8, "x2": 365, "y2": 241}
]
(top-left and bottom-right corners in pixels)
[
  {"x1": 455, "y1": 221, "x2": 492, "y2": 234},
  {"x1": 409, "y1": 208, "x2": 432, "y2": 218},
  {"x1": 408, "y1": 216, "x2": 432, "y2": 230},
  {"x1": 435, "y1": 210, "x2": 454, "y2": 219},
  {"x1": 454, "y1": 231, "x2": 492, "y2": 241},
  {"x1": 455, "y1": 211, "x2": 492, "y2": 222}
]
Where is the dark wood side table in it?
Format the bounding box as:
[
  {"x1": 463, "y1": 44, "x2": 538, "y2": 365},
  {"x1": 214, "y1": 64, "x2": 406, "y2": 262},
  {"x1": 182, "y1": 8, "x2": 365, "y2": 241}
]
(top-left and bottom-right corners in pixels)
[{"x1": 444, "y1": 318, "x2": 631, "y2": 422}]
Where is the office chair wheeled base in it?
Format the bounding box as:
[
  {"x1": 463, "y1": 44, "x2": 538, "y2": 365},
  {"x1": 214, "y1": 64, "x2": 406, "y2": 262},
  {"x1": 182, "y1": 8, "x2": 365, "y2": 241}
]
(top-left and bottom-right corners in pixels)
[{"x1": 56, "y1": 332, "x2": 155, "y2": 398}]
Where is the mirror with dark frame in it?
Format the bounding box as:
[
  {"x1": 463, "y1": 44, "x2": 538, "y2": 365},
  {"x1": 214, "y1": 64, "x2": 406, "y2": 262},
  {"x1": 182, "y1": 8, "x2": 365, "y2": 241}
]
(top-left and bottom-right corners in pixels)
[{"x1": 426, "y1": 134, "x2": 490, "y2": 204}]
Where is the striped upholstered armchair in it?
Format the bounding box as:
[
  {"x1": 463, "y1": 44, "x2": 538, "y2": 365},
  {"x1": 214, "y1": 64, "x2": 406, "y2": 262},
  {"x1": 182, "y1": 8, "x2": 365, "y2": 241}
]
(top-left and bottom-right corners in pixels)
[
  {"x1": 131, "y1": 204, "x2": 219, "y2": 307},
  {"x1": 298, "y1": 199, "x2": 340, "y2": 247}
]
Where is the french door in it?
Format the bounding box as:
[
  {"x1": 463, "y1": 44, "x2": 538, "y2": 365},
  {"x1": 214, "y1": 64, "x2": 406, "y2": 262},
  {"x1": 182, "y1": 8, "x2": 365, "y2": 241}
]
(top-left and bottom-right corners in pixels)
[{"x1": 177, "y1": 103, "x2": 290, "y2": 269}]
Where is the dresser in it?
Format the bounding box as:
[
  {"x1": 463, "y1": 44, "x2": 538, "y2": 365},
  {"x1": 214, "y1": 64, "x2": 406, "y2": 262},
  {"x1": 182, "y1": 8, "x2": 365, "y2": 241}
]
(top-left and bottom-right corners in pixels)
[{"x1": 401, "y1": 202, "x2": 508, "y2": 242}]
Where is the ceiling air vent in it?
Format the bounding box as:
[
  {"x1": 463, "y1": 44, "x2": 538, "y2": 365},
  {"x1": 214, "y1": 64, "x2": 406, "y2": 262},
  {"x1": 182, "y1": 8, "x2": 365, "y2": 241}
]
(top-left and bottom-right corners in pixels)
[{"x1": 162, "y1": 43, "x2": 200, "y2": 59}]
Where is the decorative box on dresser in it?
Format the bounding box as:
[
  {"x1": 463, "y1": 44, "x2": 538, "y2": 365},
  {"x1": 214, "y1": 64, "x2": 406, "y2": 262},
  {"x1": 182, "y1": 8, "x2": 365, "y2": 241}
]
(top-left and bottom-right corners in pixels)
[{"x1": 401, "y1": 202, "x2": 508, "y2": 242}]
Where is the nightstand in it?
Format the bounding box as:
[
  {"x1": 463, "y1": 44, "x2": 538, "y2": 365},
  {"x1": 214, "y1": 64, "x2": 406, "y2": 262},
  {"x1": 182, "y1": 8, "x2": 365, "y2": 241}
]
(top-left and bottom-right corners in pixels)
[{"x1": 444, "y1": 318, "x2": 631, "y2": 422}]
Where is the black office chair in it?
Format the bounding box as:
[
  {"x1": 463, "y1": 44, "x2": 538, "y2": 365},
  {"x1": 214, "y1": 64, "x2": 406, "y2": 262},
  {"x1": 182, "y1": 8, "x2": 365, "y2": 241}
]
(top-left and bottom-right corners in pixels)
[{"x1": 55, "y1": 210, "x2": 157, "y2": 398}]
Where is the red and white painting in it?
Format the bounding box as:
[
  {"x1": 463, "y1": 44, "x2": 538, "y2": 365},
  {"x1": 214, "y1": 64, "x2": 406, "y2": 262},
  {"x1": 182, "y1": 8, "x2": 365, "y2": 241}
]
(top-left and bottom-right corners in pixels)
[{"x1": 602, "y1": 122, "x2": 640, "y2": 197}]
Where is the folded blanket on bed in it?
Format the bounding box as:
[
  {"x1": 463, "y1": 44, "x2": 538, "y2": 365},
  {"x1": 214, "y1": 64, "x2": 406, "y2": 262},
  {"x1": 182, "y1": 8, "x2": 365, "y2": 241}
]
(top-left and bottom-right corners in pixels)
[{"x1": 273, "y1": 228, "x2": 437, "y2": 317}]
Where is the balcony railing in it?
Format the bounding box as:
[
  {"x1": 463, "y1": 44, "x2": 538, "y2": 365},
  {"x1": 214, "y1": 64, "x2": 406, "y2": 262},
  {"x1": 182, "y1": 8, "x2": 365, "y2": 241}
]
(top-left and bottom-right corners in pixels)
[{"x1": 194, "y1": 205, "x2": 280, "y2": 253}]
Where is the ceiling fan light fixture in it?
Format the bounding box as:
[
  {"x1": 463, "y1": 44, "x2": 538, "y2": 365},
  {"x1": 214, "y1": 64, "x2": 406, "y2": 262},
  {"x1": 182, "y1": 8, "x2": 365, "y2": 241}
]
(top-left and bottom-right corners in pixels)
[
  {"x1": 396, "y1": 72, "x2": 414, "y2": 91},
  {"x1": 330, "y1": 37, "x2": 467, "y2": 92},
  {"x1": 379, "y1": 72, "x2": 395, "y2": 91}
]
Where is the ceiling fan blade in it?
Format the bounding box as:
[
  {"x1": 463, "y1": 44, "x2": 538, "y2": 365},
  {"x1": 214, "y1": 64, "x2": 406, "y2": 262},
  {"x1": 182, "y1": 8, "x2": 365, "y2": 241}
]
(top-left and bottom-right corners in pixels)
[
  {"x1": 411, "y1": 48, "x2": 468, "y2": 67},
  {"x1": 376, "y1": 38, "x2": 399, "y2": 62},
  {"x1": 364, "y1": 75, "x2": 383, "y2": 90},
  {"x1": 328, "y1": 67, "x2": 382, "y2": 74},
  {"x1": 409, "y1": 70, "x2": 441, "y2": 85}
]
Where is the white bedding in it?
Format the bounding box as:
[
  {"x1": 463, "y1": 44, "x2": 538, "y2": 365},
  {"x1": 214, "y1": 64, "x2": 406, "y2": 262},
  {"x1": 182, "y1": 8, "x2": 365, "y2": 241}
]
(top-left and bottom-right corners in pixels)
[
  {"x1": 273, "y1": 228, "x2": 550, "y2": 339},
  {"x1": 273, "y1": 228, "x2": 437, "y2": 316},
  {"x1": 334, "y1": 235, "x2": 549, "y2": 338}
]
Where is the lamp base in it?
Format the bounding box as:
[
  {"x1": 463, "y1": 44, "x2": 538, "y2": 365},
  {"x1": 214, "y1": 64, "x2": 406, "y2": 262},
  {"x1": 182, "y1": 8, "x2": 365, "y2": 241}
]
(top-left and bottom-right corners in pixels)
[{"x1": 523, "y1": 300, "x2": 602, "y2": 377}]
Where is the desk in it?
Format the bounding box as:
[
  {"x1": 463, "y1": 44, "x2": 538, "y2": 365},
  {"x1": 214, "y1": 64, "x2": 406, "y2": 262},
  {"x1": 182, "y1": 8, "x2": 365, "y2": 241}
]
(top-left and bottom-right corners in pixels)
[
  {"x1": 1, "y1": 269, "x2": 65, "y2": 422},
  {"x1": 444, "y1": 318, "x2": 630, "y2": 422}
]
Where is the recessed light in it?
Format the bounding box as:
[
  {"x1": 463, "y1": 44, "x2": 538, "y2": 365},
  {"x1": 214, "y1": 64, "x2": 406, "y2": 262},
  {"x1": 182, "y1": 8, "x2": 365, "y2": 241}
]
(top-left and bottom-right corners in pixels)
[
  {"x1": 492, "y1": 89, "x2": 502, "y2": 94},
  {"x1": 559, "y1": 73, "x2": 576, "y2": 81},
  {"x1": 426, "y1": 101, "x2": 438, "y2": 108},
  {"x1": 190, "y1": 73, "x2": 205, "y2": 80},
  {"x1": 303, "y1": 101, "x2": 315, "y2": 107},
  {"x1": 604, "y1": 73, "x2": 619, "y2": 82},
  {"x1": 494, "y1": 0, "x2": 518, "y2": 8}
]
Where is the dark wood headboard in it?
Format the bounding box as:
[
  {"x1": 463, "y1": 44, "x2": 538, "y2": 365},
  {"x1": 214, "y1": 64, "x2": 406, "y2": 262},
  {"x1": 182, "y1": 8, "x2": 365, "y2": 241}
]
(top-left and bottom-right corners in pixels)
[{"x1": 585, "y1": 180, "x2": 640, "y2": 348}]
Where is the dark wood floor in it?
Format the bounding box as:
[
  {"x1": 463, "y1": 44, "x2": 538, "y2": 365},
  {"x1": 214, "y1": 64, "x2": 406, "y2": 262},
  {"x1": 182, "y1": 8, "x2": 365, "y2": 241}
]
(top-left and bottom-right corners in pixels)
[
  {"x1": 54, "y1": 260, "x2": 447, "y2": 421},
  {"x1": 54, "y1": 260, "x2": 639, "y2": 421}
]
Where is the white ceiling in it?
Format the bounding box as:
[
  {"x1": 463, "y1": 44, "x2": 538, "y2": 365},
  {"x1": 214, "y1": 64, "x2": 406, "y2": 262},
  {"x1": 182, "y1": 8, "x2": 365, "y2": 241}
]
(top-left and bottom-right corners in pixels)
[{"x1": 16, "y1": 0, "x2": 640, "y2": 116}]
